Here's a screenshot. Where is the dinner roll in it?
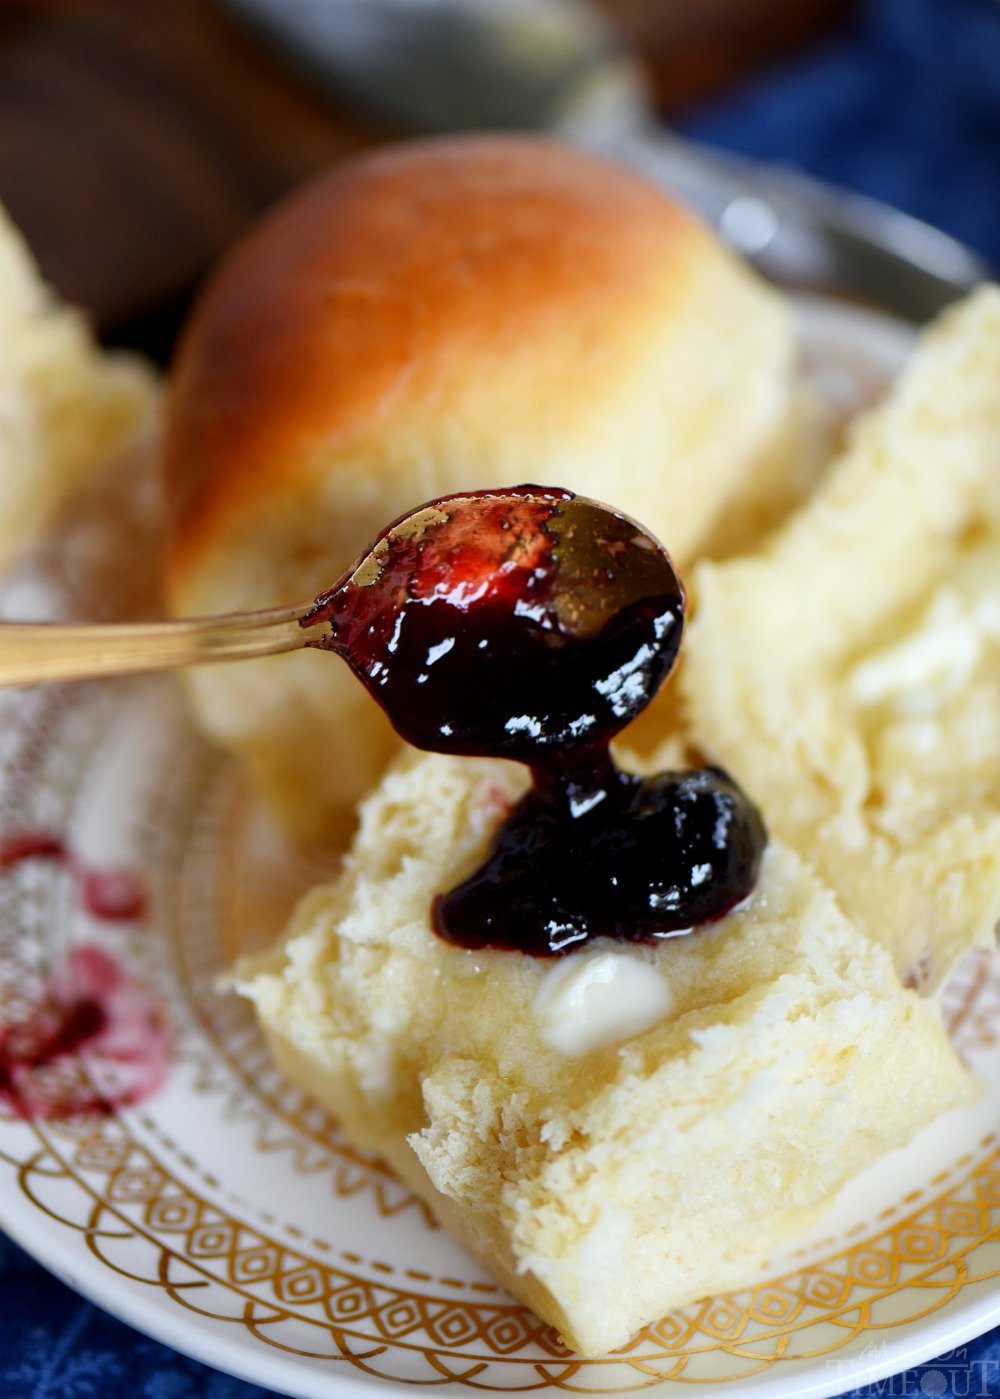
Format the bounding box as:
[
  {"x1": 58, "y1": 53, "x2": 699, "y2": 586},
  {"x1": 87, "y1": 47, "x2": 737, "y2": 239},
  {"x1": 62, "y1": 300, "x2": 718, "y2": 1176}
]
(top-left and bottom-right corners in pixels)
[
  {"x1": 0, "y1": 207, "x2": 154, "y2": 571},
  {"x1": 163, "y1": 135, "x2": 808, "y2": 838}
]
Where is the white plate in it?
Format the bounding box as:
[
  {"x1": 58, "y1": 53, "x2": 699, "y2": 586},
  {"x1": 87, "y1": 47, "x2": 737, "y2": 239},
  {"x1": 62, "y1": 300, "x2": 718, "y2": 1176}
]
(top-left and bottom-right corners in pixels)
[{"x1": 1, "y1": 300, "x2": 997, "y2": 1399}]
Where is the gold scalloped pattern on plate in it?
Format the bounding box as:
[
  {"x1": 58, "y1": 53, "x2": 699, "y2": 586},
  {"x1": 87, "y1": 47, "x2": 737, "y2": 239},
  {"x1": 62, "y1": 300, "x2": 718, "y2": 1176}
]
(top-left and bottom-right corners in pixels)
[
  {"x1": 1, "y1": 674, "x2": 998, "y2": 1394},
  {"x1": 1, "y1": 300, "x2": 998, "y2": 1395}
]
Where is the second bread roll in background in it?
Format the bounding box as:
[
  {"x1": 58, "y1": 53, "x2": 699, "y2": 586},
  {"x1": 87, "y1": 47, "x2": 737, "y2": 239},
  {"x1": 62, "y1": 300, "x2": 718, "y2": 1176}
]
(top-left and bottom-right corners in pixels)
[{"x1": 163, "y1": 135, "x2": 809, "y2": 840}]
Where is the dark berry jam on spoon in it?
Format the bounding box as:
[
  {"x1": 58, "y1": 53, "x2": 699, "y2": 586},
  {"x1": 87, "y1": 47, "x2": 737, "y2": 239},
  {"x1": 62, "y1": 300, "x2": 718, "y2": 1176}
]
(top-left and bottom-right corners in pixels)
[
  {"x1": 0, "y1": 485, "x2": 764, "y2": 957},
  {"x1": 302, "y1": 486, "x2": 766, "y2": 955}
]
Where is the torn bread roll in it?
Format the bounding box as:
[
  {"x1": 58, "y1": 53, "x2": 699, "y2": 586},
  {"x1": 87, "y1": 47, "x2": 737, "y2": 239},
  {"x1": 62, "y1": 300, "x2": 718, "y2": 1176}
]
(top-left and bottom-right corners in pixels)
[
  {"x1": 162, "y1": 135, "x2": 811, "y2": 838},
  {"x1": 0, "y1": 207, "x2": 154, "y2": 571},
  {"x1": 239, "y1": 749, "x2": 976, "y2": 1355},
  {"x1": 680, "y1": 286, "x2": 1000, "y2": 989}
]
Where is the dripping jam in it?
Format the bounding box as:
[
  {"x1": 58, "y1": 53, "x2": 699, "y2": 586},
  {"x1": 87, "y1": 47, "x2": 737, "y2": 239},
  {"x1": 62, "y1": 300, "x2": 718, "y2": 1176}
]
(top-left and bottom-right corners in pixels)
[{"x1": 302, "y1": 486, "x2": 766, "y2": 956}]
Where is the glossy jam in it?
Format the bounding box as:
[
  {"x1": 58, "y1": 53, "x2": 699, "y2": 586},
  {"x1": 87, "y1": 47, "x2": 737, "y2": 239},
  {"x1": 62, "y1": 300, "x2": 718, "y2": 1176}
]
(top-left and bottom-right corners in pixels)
[
  {"x1": 302, "y1": 486, "x2": 766, "y2": 956},
  {"x1": 303, "y1": 487, "x2": 685, "y2": 759},
  {"x1": 435, "y1": 761, "x2": 765, "y2": 955}
]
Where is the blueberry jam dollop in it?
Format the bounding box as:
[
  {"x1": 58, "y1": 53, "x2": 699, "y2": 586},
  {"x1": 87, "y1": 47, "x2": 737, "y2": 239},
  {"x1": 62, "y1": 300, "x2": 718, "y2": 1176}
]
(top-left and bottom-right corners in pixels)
[{"x1": 302, "y1": 486, "x2": 766, "y2": 956}]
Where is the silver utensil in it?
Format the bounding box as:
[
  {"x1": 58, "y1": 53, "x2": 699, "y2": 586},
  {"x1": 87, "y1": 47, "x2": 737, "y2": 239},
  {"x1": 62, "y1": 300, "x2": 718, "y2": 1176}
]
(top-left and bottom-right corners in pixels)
[{"x1": 221, "y1": 0, "x2": 992, "y2": 321}]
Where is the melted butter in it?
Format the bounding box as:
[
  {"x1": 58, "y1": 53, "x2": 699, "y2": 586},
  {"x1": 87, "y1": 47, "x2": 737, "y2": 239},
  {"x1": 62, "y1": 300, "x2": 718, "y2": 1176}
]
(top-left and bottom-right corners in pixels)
[{"x1": 533, "y1": 947, "x2": 674, "y2": 1057}]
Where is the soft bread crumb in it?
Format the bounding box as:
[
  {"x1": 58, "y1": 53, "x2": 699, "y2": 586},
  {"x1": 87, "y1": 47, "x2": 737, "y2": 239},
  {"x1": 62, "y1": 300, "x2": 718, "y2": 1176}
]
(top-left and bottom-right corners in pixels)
[
  {"x1": 681, "y1": 287, "x2": 1000, "y2": 988},
  {"x1": 239, "y1": 749, "x2": 976, "y2": 1355},
  {"x1": 0, "y1": 207, "x2": 155, "y2": 568}
]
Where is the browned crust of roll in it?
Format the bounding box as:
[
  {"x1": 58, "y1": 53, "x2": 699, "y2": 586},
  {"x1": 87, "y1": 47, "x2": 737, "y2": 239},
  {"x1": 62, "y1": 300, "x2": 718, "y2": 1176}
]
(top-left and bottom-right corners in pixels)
[{"x1": 162, "y1": 135, "x2": 708, "y2": 583}]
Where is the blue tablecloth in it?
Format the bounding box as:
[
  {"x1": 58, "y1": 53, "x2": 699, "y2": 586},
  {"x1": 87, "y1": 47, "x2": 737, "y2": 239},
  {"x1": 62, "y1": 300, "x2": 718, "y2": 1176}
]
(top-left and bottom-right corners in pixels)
[
  {"x1": 3, "y1": 0, "x2": 998, "y2": 1395},
  {"x1": 678, "y1": 0, "x2": 1000, "y2": 263},
  {"x1": 2, "y1": 1230, "x2": 998, "y2": 1398}
]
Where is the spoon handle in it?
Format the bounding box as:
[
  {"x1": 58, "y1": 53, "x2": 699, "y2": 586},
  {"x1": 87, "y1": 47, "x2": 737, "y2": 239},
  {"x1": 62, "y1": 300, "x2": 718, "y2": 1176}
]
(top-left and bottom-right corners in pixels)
[{"x1": 0, "y1": 603, "x2": 313, "y2": 687}]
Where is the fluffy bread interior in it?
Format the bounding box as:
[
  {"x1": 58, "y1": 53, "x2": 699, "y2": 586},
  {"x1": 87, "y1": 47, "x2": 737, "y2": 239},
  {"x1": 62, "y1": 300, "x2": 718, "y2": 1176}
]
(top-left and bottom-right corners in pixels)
[
  {"x1": 239, "y1": 749, "x2": 976, "y2": 1355},
  {"x1": 0, "y1": 207, "x2": 154, "y2": 570},
  {"x1": 680, "y1": 287, "x2": 1000, "y2": 988}
]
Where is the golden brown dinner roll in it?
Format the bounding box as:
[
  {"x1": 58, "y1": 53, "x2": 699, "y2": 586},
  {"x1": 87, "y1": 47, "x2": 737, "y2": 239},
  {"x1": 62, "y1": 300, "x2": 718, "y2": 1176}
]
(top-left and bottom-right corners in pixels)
[{"x1": 163, "y1": 135, "x2": 809, "y2": 838}]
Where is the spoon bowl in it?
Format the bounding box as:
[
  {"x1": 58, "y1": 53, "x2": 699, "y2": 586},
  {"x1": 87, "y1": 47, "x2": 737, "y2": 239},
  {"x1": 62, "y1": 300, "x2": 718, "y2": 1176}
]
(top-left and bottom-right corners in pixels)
[
  {"x1": 0, "y1": 488, "x2": 682, "y2": 710},
  {"x1": 300, "y1": 486, "x2": 684, "y2": 759}
]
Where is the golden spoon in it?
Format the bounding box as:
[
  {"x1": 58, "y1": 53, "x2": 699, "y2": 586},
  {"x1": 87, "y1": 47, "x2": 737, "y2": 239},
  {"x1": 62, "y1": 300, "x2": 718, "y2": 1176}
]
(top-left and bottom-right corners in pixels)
[
  {"x1": 0, "y1": 489, "x2": 678, "y2": 689},
  {"x1": 0, "y1": 499, "x2": 463, "y2": 688},
  {"x1": 0, "y1": 602, "x2": 313, "y2": 687}
]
